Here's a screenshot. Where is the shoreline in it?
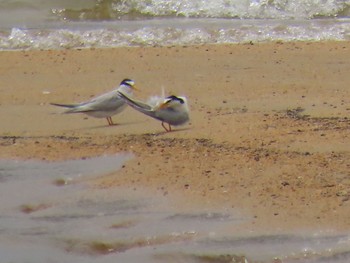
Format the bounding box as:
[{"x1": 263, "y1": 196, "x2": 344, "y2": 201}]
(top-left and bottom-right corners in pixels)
[{"x1": 0, "y1": 41, "x2": 349, "y2": 232}]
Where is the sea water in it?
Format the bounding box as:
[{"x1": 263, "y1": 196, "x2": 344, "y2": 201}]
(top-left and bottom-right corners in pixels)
[
  {"x1": 0, "y1": 155, "x2": 350, "y2": 262},
  {"x1": 0, "y1": 0, "x2": 350, "y2": 49}
]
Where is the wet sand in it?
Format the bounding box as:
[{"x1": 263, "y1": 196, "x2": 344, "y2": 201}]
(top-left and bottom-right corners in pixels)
[{"x1": 0, "y1": 42, "x2": 349, "y2": 232}]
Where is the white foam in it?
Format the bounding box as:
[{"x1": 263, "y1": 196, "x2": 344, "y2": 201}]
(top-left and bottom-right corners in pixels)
[{"x1": 1, "y1": 18, "x2": 350, "y2": 50}]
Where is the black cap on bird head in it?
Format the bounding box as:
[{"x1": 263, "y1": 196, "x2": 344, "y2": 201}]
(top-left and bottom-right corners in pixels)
[
  {"x1": 165, "y1": 95, "x2": 185, "y2": 104},
  {"x1": 120, "y1": 79, "x2": 135, "y2": 87}
]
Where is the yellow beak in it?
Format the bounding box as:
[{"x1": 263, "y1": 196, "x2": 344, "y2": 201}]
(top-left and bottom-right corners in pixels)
[
  {"x1": 158, "y1": 102, "x2": 169, "y2": 109},
  {"x1": 132, "y1": 85, "x2": 139, "y2": 92}
]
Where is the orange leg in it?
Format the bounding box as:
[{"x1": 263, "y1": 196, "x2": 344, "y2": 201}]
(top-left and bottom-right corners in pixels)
[
  {"x1": 161, "y1": 122, "x2": 172, "y2": 132},
  {"x1": 106, "y1": 117, "x2": 114, "y2": 126}
]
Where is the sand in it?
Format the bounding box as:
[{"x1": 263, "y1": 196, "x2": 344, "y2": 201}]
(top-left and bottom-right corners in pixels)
[{"x1": 0, "y1": 42, "x2": 349, "y2": 232}]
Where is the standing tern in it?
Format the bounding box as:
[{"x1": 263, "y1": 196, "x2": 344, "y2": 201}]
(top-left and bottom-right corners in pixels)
[
  {"x1": 51, "y1": 79, "x2": 137, "y2": 125},
  {"x1": 118, "y1": 91, "x2": 189, "y2": 132}
]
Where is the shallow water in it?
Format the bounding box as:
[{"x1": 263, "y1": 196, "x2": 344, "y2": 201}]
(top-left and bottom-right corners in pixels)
[
  {"x1": 0, "y1": 155, "x2": 349, "y2": 263},
  {"x1": 1, "y1": 0, "x2": 350, "y2": 49}
]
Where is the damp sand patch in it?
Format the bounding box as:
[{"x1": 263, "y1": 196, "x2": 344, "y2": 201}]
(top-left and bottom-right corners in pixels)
[{"x1": 0, "y1": 155, "x2": 350, "y2": 262}]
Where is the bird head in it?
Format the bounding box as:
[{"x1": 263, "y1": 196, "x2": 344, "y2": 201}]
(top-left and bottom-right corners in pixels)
[
  {"x1": 159, "y1": 95, "x2": 187, "y2": 109},
  {"x1": 118, "y1": 79, "x2": 138, "y2": 94}
]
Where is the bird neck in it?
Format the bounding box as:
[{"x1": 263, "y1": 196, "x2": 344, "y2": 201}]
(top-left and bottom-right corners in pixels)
[{"x1": 118, "y1": 85, "x2": 133, "y2": 95}]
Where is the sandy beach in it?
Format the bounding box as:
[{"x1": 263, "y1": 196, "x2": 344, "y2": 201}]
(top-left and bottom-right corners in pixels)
[{"x1": 0, "y1": 42, "x2": 349, "y2": 232}]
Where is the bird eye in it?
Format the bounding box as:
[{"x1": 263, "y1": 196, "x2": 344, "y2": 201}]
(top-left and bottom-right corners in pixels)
[
  {"x1": 166, "y1": 95, "x2": 184, "y2": 104},
  {"x1": 177, "y1": 98, "x2": 185, "y2": 104}
]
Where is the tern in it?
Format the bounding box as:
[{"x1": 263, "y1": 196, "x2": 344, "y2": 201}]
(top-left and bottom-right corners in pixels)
[
  {"x1": 118, "y1": 91, "x2": 189, "y2": 132},
  {"x1": 51, "y1": 79, "x2": 136, "y2": 125}
]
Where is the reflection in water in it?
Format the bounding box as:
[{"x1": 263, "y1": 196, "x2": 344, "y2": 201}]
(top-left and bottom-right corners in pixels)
[{"x1": 0, "y1": 156, "x2": 349, "y2": 263}]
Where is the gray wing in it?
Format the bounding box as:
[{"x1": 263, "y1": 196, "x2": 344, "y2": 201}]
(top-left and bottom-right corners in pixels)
[
  {"x1": 118, "y1": 91, "x2": 163, "y2": 120},
  {"x1": 79, "y1": 90, "x2": 124, "y2": 112},
  {"x1": 52, "y1": 90, "x2": 124, "y2": 113},
  {"x1": 50, "y1": 102, "x2": 78, "y2": 109}
]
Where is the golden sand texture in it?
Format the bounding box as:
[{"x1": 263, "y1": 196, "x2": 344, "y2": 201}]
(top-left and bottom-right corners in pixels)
[{"x1": 0, "y1": 42, "x2": 349, "y2": 231}]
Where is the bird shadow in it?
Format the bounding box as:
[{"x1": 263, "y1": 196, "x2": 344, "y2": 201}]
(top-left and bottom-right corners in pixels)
[
  {"x1": 146, "y1": 126, "x2": 192, "y2": 136},
  {"x1": 75, "y1": 120, "x2": 143, "y2": 131}
]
